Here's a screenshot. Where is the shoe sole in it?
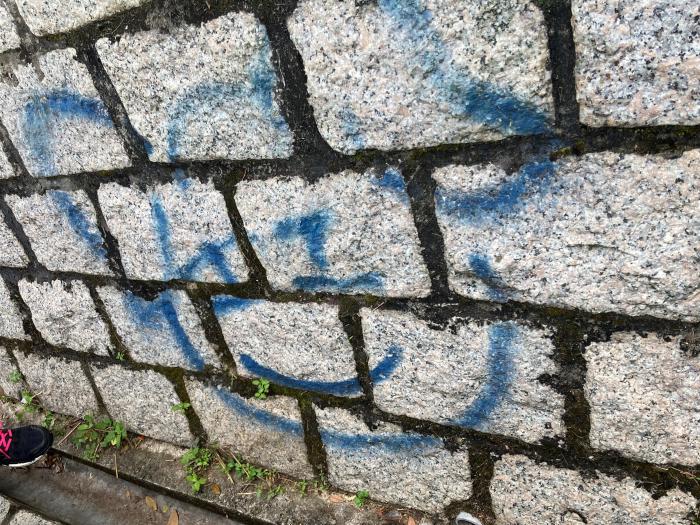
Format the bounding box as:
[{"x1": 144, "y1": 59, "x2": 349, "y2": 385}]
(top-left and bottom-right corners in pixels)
[{"x1": 4, "y1": 454, "x2": 46, "y2": 468}]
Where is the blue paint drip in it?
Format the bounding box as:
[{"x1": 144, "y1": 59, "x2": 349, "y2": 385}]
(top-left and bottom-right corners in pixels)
[
  {"x1": 23, "y1": 90, "x2": 115, "y2": 177},
  {"x1": 292, "y1": 272, "x2": 384, "y2": 293},
  {"x1": 124, "y1": 290, "x2": 206, "y2": 371},
  {"x1": 378, "y1": 0, "x2": 550, "y2": 136},
  {"x1": 214, "y1": 387, "x2": 304, "y2": 436},
  {"x1": 275, "y1": 211, "x2": 333, "y2": 270},
  {"x1": 468, "y1": 253, "x2": 507, "y2": 302},
  {"x1": 457, "y1": 322, "x2": 517, "y2": 429},
  {"x1": 211, "y1": 295, "x2": 260, "y2": 317},
  {"x1": 150, "y1": 195, "x2": 176, "y2": 280},
  {"x1": 50, "y1": 191, "x2": 107, "y2": 261},
  {"x1": 238, "y1": 344, "x2": 403, "y2": 396},
  {"x1": 435, "y1": 159, "x2": 556, "y2": 223}
]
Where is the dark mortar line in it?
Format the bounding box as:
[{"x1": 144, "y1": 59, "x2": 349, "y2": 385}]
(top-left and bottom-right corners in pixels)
[
  {"x1": 75, "y1": 44, "x2": 150, "y2": 166},
  {"x1": 0, "y1": 505, "x2": 18, "y2": 525},
  {"x1": 82, "y1": 186, "x2": 128, "y2": 280},
  {"x1": 338, "y1": 297, "x2": 374, "y2": 403},
  {"x1": 0, "y1": 119, "x2": 30, "y2": 180},
  {"x1": 0, "y1": 198, "x2": 42, "y2": 273},
  {"x1": 86, "y1": 282, "x2": 132, "y2": 361},
  {"x1": 537, "y1": 0, "x2": 580, "y2": 135},
  {"x1": 1, "y1": 0, "x2": 44, "y2": 56},
  {"x1": 1, "y1": 277, "x2": 44, "y2": 346},
  {"x1": 78, "y1": 360, "x2": 113, "y2": 419},
  {"x1": 166, "y1": 369, "x2": 209, "y2": 444},
  {"x1": 403, "y1": 159, "x2": 451, "y2": 298},
  {"x1": 51, "y1": 448, "x2": 275, "y2": 525},
  {"x1": 185, "y1": 288, "x2": 239, "y2": 378},
  {"x1": 297, "y1": 396, "x2": 329, "y2": 478},
  {"x1": 446, "y1": 444, "x2": 496, "y2": 525}
]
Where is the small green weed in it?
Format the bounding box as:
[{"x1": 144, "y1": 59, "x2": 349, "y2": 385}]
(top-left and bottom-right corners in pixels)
[
  {"x1": 171, "y1": 402, "x2": 191, "y2": 413},
  {"x1": 297, "y1": 479, "x2": 308, "y2": 495},
  {"x1": 115, "y1": 352, "x2": 125, "y2": 361},
  {"x1": 8, "y1": 370, "x2": 22, "y2": 384},
  {"x1": 354, "y1": 490, "x2": 370, "y2": 508},
  {"x1": 42, "y1": 411, "x2": 55, "y2": 430},
  {"x1": 72, "y1": 415, "x2": 127, "y2": 460},
  {"x1": 17, "y1": 390, "x2": 41, "y2": 420},
  {"x1": 253, "y1": 379, "x2": 270, "y2": 399},
  {"x1": 181, "y1": 447, "x2": 213, "y2": 493}
]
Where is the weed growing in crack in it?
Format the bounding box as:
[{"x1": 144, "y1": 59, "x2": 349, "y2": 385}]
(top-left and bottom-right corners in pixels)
[
  {"x1": 181, "y1": 447, "x2": 214, "y2": 493},
  {"x1": 72, "y1": 415, "x2": 127, "y2": 461},
  {"x1": 171, "y1": 402, "x2": 191, "y2": 413},
  {"x1": 354, "y1": 490, "x2": 370, "y2": 508},
  {"x1": 8, "y1": 371, "x2": 22, "y2": 384},
  {"x1": 17, "y1": 390, "x2": 41, "y2": 421},
  {"x1": 253, "y1": 378, "x2": 270, "y2": 399}
]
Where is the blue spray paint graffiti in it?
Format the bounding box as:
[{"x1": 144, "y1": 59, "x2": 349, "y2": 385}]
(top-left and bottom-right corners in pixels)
[
  {"x1": 337, "y1": 0, "x2": 552, "y2": 149},
  {"x1": 50, "y1": 190, "x2": 108, "y2": 262},
  {"x1": 23, "y1": 90, "x2": 115, "y2": 177},
  {"x1": 238, "y1": 344, "x2": 403, "y2": 396}
]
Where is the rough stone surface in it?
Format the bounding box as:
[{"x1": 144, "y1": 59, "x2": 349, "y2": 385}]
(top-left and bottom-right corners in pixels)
[
  {"x1": 0, "y1": 220, "x2": 28, "y2": 267},
  {"x1": 0, "y1": 279, "x2": 27, "y2": 340},
  {"x1": 19, "y1": 279, "x2": 112, "y2": 356},
  {"x1": 6, "y1": 190, "x2": 112, "y2": 276},
  {"x1": 0, "y1": 346, "x2": 22, "y2": 399},
  {"x1": 491, "y1": 455, "x2": 698, "y2": 524},
  {"x1": 316, "y1": 406, "x2": 471, "y2": 513},
  {"x1": 0, "y1": 148, "x2": 15, "y2": 179},
  {"x1": 288, "y1": 0, "x2": 553, "y2": 154},
  {"x1": 8, "y1": 510, "x2": 58, "y2": 525},
  {"x1": 97, "y1": 286, "x2": 219, "y2": 371},
  {"x1": 434, "y1": 150, "x2": 700, "y2": 321},
  {"x1": 362, "y1": 308, "x2": 564, "y2": 443},
  {"x1": 213, "y1": 297, "x2": 358, "y2": 396},
  {"x1": 0, "y1": 496, "x2": 8, "y2": 522},
  {"x1": 0, "y1": 3, "x2": 20, "y2": 53},
  {"x1": 96, "y1": 12, "x2": 293, "y2": 163},
  {"x1": 13, "y1": 351, "x2": 99, "y2": 418},
  {"x1": 98, "y1": 179, "x2": 248, "y2": 283},
  {"x1": 186, "y1": 380, "x2": 313, "y2": 478},
  {"x1": 16, "y1": 0, "x2": 145, "y2": 36},
  {"x1": 90, "y1": 365, "x2": 193, "y2": 446},
  {"x1": 237, "y1": 168, "x2": 431, "y2": 297},
  {"x1": 572, "y1": 0, "x2": 700, "y2": 126},
  {"x1": 585, "y1": 332, "x2": 700, "y2": 465},
  {"x1": 0, "y1": 48, "x2": 130, "y2": 177}
]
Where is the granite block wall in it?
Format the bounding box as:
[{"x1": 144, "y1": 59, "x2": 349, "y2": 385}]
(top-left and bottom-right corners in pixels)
[{"x1": 0, "y1": 0, "x2": 698, "y2": 523}]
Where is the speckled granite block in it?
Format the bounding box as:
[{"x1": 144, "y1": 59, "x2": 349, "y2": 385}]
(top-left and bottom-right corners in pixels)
[
  {"x1": 7, "y1": 190, "x2": 111, "y2": 276},
  {"x1": 97, "y1": 286, "x2": 219, "y2": 371},
  {"x1": 0, "y1": 346, "x2": 22, "y2": 399},
  {"x1": 434, "y1": 150, "x2": 700, "y2": 321},
  {"x1": 0, "y1": 3, "x2": 20, "y2": 53},
  {"x1": 186, "y1": 380, "x2": 313, "y2": 478},
  {"x1": 585, "y1": 332, "x2": 700, "y2": 465},
  {"x1": 13, "y1": 351, "x2": 99, "y2": 417},
  {"x1": 0, "y1": 279, "x2": 27, "y2": 340},
  {"x1": 16, "y1": 0, "x2": 145, "y2": 36},
  {"x1": 96, "y1": 12, "x2": 292, "y2": 163},
  {"x1": 316, "y1": 406, "x2": 471, "y2": 513},
  {"x1": 362, "y1": 308, "x2": 563, "y2": 443},
  {"x1": 0, "y1": 220, "x2": 28, "y2": 267},
  {"x1": 491, "y1": 455, "x2": 697, "y2": 524},
  {"x1": 212, "y1": 297, "x2": 358, "y2": 396},
  {"x1": 0, "y1": 148, "x2": 16, "y2": 179},
  {"x1": 288, "y1": 0, "x2": 553, "y2": 154},
  {"x1": 18, "y1": 279, "x2": 112, "y2": 355},
  {"x1": 90, "y1": 365, "x2": 193, "y2": 446},
  {"x1": 0, "y1": 48, "x2": 130, "y2": 177},
  {"x1": 98, "y1": 179, "x2": 248, "y2": 283},
  {"x1": 572, "y1": 0, "x2": 700, "y2": 126},
  {"x1": 8, "y1": 510, "x2": 59, "y2": 525},
  {"x1": 237, "y1": 168, "x2": 431, "y2": 297},
  {"x1": 0, "y1": 496, "x2": 8, "y2": 522}
]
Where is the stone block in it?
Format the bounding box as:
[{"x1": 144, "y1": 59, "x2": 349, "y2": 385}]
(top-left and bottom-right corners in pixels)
[
  {"x1": 288, "y1": 0, "x2": 553, "y2": 153},
  {"x1": 316, "y1": 406, "x2": 471, "y2": 513},
  {"x1": 0, "y1": 48, "x2": 129, "y2": 177},
  {"x1": 19, "y1": 279, "x2": 112, "y2": 355},
  {"x1": 0, "y1": 3, "x2": 20, "y2": 53},
  {"x1": 434, "y1": 150, "x2": 700, "y2": 320},
  {"x1": 96, "y1": 12, "x2": 293, "y2": 162},
  {"x1": 97, "y1": 286, "x2": 219, "y2": 371},
  {"x1": 186, "y1": 380, "x2": 313, "y2": 478},
  {"x1": 0, "y1": 346, "x2": 22, "y2": 399},
  {"x1": 0, "y1": 220, "x2": 28, "y2": 267},
  {"x1": 7, "y1": 190, "x2": 112, "y2": 276},
  {"x1": 362, "y1": 308, "x2": 563, "y2": 443},
  {"x1": 0, "y1": 279, "x2": 27, "y2": 340},
  {"x1": 237, "y1": 168, "x2": 431, "y2": 297},
  {"x1": 98, "y1": 179, "x2": 248, "y2": 283}
]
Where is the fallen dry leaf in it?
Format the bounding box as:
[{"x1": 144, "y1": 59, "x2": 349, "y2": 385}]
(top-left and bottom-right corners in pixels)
[
  {"x1": 211, "y1": 483, "x2": 222, "y2": 496},
  {"x1": 145, "y1": 496, "x2": 158, "y2": 512},
  {"x1": 329, "y1": 494, "x2": 346, "y2": 503},
  {"x1": 167, "y1": 509, "x2": 179, "y2": 525},
  {"x1": 406, "y1": 517, "x2": 417, "y2": 525}
]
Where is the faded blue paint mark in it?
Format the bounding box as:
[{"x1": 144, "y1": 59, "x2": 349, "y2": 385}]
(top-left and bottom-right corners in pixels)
[
  {"x1": 435, "y1": 159, "x2": 556, "y2": 224},
  {"x1": 275, "y1": 211, "x2": 332, "y2": 270},
  {"x1": 457, "y1": 322, "x2": 517, "y2": 429},
  {"x1": 238, "y1": 344, "x2": 403, "y2": 396},
  {"x1": 150, "y1": 195, "x2": 176, "y2": 279},
  {"x1": 371, "y1": 167, "x2": 408, "y2": 202},
  {"x1": 23, "y1": 90, "x2": 115, "y2": 177},
  {"x1": 124, "y1": 290, "x2": 206, "y2": 371},
  {"x1": 211, "y1": 295, "x2": 261, "y2": 317},
  {"x1": 292, "y1": 272, "x2": 384, "y2": 293},
  {"x1": 378, "y1": 0, "x2": 550, "y2": 136},
  {"x1": 338, "y1": 106, "x2": 367, "y2": 151},
  {"x1": 214, "y1": 386, "x2": 304, "y2": 436},
  {"x1": 50, "y1": 191, "x2": 107, "y2": 261},
  {"x1": 468, "y1": 252, "x2": 508, "y2": 302}
]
